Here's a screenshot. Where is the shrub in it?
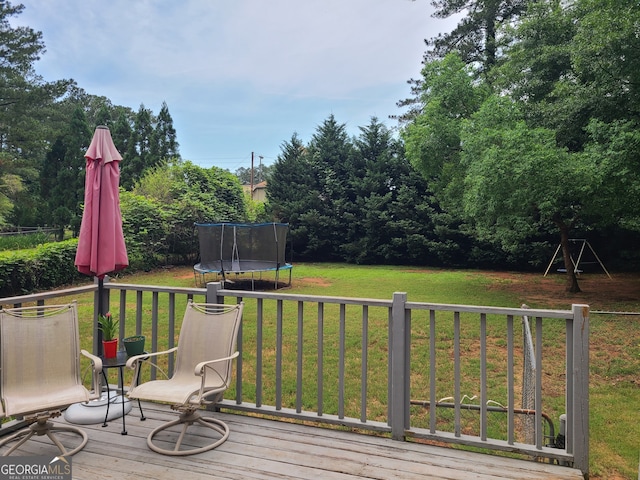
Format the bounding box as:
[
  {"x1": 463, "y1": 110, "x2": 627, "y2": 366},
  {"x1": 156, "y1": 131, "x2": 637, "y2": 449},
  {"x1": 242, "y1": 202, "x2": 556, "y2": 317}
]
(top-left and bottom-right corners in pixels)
[
  {"x1": 120, "y1": 191, "x2": 168, "y2": 271},
  {"x1": 0, "y1": 239, "x2": 83, "y2": 296}
]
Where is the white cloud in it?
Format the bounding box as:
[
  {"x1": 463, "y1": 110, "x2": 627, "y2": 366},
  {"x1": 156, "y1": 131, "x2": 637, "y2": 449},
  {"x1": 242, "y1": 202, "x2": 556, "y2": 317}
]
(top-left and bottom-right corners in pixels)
[{"x1": 14, "y1": 0, "x2": 459, "y2": 165}]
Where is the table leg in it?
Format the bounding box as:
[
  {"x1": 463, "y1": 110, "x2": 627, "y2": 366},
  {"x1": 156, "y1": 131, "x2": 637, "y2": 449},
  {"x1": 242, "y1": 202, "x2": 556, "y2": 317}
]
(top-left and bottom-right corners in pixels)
[
  {"x1": 118, "y1": 365, "x2": 127, "y2": 435},
  {"x1": 135, "y1": 361, "x2": 146, "y2": 421},
  {"x1": 102, "y1": 370, "x2": 109, "y2": 428},
  {"x1": 137, "y1": 399, "x2": 146, "y2": 420}
]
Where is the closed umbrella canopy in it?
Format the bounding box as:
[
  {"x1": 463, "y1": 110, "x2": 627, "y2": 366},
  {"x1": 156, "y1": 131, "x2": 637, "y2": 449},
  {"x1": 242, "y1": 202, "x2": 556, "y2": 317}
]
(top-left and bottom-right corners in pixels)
[{"x1": 75, "y1": 126, "x2": 128, "y2": 278}]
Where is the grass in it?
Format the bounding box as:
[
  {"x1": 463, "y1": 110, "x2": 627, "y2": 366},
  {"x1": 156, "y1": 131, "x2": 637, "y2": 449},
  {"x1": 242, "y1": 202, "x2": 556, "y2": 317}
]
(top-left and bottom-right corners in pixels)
[{"x1": 65, "y1": 263, "x2": 638, "y2": 479}]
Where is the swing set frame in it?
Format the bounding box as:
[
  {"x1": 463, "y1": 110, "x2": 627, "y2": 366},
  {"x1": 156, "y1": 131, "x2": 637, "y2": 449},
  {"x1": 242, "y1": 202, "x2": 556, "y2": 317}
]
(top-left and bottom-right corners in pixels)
[{"x1": 543, "y1": 238, "x2": 611, "y2": 278}]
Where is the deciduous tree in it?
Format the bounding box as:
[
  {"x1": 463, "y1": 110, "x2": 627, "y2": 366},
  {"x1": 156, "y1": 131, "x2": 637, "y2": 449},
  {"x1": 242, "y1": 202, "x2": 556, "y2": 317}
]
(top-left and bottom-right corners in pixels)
[{"x1": 460, "y1": 96, "x2": 588, "y2": 291}]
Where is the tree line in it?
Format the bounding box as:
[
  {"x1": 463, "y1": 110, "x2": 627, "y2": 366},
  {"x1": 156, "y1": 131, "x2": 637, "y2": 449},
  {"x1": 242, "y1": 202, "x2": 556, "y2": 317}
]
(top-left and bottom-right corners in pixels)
[
  {"x1": 267, "y1": 116, "x2": 473, "y2": 267},
  {"x1": 1, "y1": 0, "x2": 639, "y2": 292},
  {"x1": 0, "y1": 2, "x2": 181, "y2": 233},
  {"x1": 268, "y1": 0, "x2": 640, "y2": 291},
  {"x1": 0, "y1": 1, "x2": 268, "y2": 276},
  {"x1": 401, "y1": 0, "x2": 640, "y2": 292}
]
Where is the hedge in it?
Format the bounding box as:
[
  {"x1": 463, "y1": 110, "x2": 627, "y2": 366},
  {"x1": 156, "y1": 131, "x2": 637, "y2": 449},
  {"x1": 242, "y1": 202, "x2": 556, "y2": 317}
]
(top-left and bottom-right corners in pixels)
[{"x1": 0, "y1": 239, "x2": 87, "y2": 297}]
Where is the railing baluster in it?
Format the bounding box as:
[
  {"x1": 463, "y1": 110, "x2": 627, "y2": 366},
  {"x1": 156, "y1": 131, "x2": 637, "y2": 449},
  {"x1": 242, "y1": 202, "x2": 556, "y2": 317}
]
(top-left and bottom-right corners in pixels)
[
  {"x1": 535, "y1": 316, "x2": 543, "y2": 450},
  {"x1": 36, "y1": 300, "x2": 44, "y2": 317},
  {"x1": 135, "y1": 290, "x2": 143, "y2": 327},
  {"x1": 361, "y1": 305, "x2": 368, "y2": 423},
  {"x1": 387, "y1": 306, "x2": 392, "y2": 427},
  {"x1": 236, "y1": 294, "x2": 243, "y2": 403},
  {"x1": 338, "y1": 303, "x2": 346, "y2": 420},
  {"x1": 404, "y1": 305, "x2": 411, "y2": 430},
  {"x1": 119, "y1": 290, "x2": 127, "y2": 339},
  {"x1": 454, "y1": 311, "x2": 461, "y2": 438},
  {"x1": 318, "y1": 302, "x2": 324, "y2": 416},
  {"x1": 168, "y1": 293, "x2": 176, "y2": 376},
  {"x1": 480, "y1": 313, "x2": 487, "y2": 441},
  {"x1": 275, "y1": 299, "x2": 283, "y2": 410},
  {"x1": 507, "y1": 314, "x2": 515, "y2": 445},
  {"x1": 135, "y1": 288, "x2": 143, "y2": 371},
  {"x1": 429, "y1": 309, "x2": 437, "y2": 434},
  {"x1": 565, "y1": 316, "x2": 573, "y2": 457},
  {"x1": 296, "y1": 301, "x2": 303, "y2": 413},
  {"x1": 256, "y1": 298, "x2": 263, "y2": 408},
  {"x1": 150, "y1": 292, "x2": 159, "y2": 380}
]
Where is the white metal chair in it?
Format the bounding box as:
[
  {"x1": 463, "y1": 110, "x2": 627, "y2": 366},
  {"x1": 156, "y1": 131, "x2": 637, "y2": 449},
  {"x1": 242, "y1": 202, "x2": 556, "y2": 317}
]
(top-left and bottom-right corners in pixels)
[
  {"x1": 126, "y1": 301, "x2": 243, "y2": 456},
  {"x1": 0, "y1": 303, "x2": 102, "y2": 456}
]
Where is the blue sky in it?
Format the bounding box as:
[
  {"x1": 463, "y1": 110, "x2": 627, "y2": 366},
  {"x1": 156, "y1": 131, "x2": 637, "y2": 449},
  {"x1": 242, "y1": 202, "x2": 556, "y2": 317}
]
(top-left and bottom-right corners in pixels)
[{"x1": 14, "y1": 1, "x2": 459, "y2": 171}]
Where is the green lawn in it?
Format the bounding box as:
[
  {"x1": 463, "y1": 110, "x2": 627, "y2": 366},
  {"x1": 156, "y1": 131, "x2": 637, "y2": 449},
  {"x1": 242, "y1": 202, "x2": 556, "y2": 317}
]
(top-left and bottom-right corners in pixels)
[{"x1": 87, "y1": 263, "x2": 640, "y2": 479}]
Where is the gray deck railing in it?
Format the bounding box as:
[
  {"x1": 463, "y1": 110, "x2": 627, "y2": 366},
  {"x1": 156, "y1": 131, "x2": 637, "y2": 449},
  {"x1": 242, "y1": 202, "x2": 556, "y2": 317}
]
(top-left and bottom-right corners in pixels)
[{"x1": 0, "y1": 278, "x2": 588, "y2": 476}]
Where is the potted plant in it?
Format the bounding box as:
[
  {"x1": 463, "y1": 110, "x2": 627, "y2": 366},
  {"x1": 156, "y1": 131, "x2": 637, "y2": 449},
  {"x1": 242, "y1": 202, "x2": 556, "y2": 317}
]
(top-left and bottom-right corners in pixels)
[
  {"x1": 123, "y1": 335, "x2": 145, "y2": 357},
  {"x1": 98, "y1": 312, "x2": 119, "y2": 358}
]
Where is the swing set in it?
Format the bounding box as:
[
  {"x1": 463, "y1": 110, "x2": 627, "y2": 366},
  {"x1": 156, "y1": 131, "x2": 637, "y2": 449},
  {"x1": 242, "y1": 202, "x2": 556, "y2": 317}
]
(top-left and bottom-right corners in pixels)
[{"x1": 543, "y1": 238, "x2": 611, "y2": 278}]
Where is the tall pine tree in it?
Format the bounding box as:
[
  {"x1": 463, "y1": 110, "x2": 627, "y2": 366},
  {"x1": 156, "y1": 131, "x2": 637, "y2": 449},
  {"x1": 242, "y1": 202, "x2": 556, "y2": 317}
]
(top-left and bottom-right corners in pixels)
[
  {"x1": 40, "y1": 106, "x2": 90, "y2": 235},
  {"x1": 122, "y1": 104, "x2": 154, "y2": 189},
  {"x1": 150, "y1": 101, "x2": 179, "y2": 162}
]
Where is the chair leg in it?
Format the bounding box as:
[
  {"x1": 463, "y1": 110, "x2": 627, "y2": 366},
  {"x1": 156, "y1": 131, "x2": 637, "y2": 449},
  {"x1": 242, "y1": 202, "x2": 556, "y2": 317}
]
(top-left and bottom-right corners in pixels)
[
  {"x1": 0, "y1": 419, "x2": 88, "y2": 456},
  {"x1": 0, "y1": 429, "x2": 35, "y2": 456},
  {"x1": 146, "y1": 410, "x2": 230, "y2": 456}
]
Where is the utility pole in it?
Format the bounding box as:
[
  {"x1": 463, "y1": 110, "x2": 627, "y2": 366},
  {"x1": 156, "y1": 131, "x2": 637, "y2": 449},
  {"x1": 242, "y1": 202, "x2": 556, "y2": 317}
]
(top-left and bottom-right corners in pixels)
[
  {"x1": 259, "y1": 155, "x2": 263, "y2": 183},
  {"x1": 250, "y1": 151, "x2": 254, "y2": 201}
]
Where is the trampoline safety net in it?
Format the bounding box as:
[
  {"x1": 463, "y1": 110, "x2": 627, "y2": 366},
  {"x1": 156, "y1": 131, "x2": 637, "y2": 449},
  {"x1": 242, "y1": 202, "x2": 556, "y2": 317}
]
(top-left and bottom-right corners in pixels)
[{"x1": 194, "y1": 222, "x2": 292, "y2": 288}]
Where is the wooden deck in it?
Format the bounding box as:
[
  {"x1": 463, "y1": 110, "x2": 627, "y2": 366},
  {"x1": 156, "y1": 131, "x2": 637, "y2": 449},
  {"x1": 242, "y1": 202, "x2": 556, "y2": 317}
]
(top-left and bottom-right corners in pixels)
[{"x1": 8, "y1": 402, "x2": 583, "y2": 480}]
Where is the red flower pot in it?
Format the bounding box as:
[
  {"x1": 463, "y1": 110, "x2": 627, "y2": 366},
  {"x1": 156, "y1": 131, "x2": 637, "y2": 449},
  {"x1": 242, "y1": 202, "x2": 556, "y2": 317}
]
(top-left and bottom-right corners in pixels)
[{"x1": 102, "y1": 339, "x2": 118, "y2": 359}]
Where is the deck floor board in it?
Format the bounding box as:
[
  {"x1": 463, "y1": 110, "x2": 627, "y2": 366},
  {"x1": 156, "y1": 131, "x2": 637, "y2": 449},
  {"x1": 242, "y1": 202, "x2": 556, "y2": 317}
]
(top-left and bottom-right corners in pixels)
[{"x1": 1, "y1": 403, "x2": 583, "y2": 480}]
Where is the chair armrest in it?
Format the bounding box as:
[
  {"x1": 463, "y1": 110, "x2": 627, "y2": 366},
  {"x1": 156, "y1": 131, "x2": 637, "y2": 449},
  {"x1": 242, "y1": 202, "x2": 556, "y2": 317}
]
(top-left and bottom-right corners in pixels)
[
  {"x1": 192, "y1": 351, "x2": 240, "y2": 404},
  {"x1": 126, "y1": 347, "x2": 178, "y2": 392},
  {"x1": 194, "y1": 351, "x2": 239, "y2": 376},
  {"x1": 81, "y1": 349, "x2": 103, "y2": 399},
  {"x1": 81, "y1": 349, "x2": 103, "y2": 372},
  {"x1": 125, "y1": 347, "x2": 178, "y2": 370}
]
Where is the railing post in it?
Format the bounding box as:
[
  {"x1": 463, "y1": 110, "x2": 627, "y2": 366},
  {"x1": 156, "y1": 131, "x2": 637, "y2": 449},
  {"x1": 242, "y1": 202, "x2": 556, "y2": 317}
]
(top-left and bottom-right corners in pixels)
[
  {"x1": 206, "y1": 282, "x2": 224, "y2": 304},
  {"x1": 571, "y1": 304, "x2": 589, "y2": 476},
  {"x1": 390, "y1": 292, "x2": 409, "y2": 441}
]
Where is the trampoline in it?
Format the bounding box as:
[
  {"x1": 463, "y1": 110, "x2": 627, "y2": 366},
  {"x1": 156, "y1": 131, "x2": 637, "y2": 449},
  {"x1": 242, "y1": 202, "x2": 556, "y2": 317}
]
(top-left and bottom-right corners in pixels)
[{"x1": 193, "y1": 222, "x2": 292, "y2": 289}]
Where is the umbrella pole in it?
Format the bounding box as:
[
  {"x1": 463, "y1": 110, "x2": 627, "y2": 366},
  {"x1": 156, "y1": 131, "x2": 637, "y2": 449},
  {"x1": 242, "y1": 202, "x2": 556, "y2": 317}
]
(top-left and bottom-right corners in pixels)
[
  {"x1": 96, "y1": 277, "x2": 109, "y2": 356},
  {"x1": 95, "y1": 158, "x2": 105, "y2": 356}
]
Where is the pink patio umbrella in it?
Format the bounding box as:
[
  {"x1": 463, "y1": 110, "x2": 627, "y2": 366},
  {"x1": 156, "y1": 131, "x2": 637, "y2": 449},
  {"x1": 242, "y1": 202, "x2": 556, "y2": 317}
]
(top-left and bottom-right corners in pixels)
[
  {"x1": 75, "y1": 125, "x2": 128, "y2": 279},
  {"x1": 75, "y1": 126, "x2": 128, "y2": 356}
]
